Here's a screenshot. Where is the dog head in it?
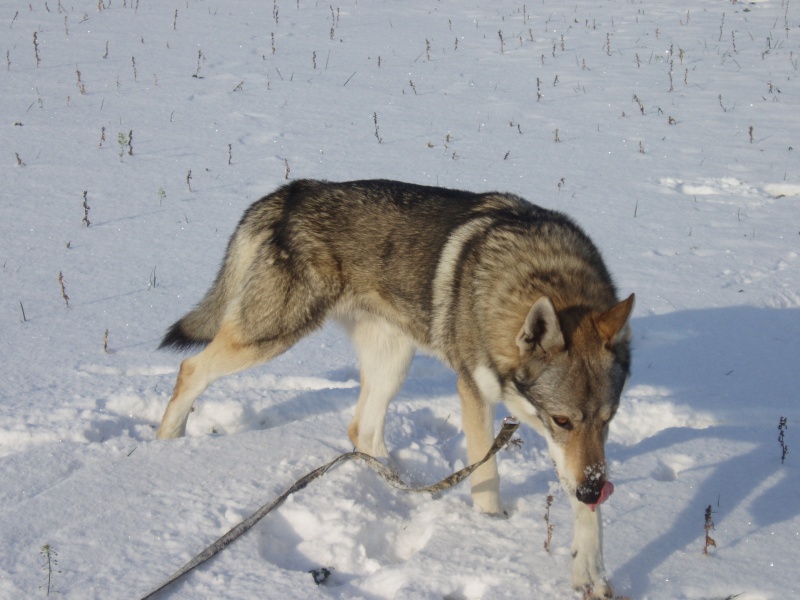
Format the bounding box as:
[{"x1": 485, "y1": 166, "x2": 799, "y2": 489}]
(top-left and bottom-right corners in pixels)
[{"x1": 505, "y1": 293, "x2": 634, "y2": 505}]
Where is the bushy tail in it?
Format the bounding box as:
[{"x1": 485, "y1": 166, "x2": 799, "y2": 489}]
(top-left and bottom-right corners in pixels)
[
  {"x1": 158, "y1": 270, "x2": 231, "y2": 351},
  {"x1": 158, "y1": 233, "x2": 252, "y2": 351},
  {"x1": 158, "y1": 313, "x2": 217, "y2": 351}
]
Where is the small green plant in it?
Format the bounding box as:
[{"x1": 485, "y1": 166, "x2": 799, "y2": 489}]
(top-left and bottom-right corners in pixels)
[
  {"x1": 117, "y1": 131, "x2": 128, "y2": 160},
  {"x1": 40, "y1": 544, "x2": 60, "y2": 596},
  {"x1": 703, "y1": 505, "x2": 716, "y2": 555}
]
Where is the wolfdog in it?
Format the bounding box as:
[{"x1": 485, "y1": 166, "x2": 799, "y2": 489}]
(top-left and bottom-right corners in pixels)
[{"x1": 157, "y1": 179, "x2": 633, "y2": 598}]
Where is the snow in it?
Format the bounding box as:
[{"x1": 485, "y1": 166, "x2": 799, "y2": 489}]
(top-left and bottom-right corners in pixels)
[{"x1": 1, "y1": 0, "x2": 799, "y2": 598}]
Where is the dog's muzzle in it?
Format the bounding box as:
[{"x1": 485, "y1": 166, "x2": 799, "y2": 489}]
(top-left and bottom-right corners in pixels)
[
  {"x1": 577, "y1": 478, "x2": 605, "y2": 504},
  {"x1": 578, "y1": 481, "x2": 615, "y2": 511}
]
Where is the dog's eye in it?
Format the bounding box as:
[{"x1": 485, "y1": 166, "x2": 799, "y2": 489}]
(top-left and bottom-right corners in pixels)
[{"x1": 552, "y1": 416, "x2": 573, "y2": 430}]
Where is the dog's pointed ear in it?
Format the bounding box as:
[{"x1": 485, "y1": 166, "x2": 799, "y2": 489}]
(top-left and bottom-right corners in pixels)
[
  {"x1": 517, "y1": 296, "x2": 565, "y2": 359},
  {"x1": 594, "y1": 293, "x2": 635, "y2": 345}
]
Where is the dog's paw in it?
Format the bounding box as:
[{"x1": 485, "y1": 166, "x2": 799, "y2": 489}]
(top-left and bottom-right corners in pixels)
[
  {"x1": 572, "y1": 562, "x2": 613, "y2": 599},
  {"x1": 475, "y1": 498, "x2": 504, "y2": 516},
  {"x1": 471, "y1": 485, "x2": 502, "y2": 515},
  {"x1": 576, "y1": 580, "x2": 614, "y2": 599}
]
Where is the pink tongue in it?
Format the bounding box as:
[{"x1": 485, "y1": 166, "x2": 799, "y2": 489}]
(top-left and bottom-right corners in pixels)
[{"x1": 588, "y1": 481, "x2": 614, "y2": 512}]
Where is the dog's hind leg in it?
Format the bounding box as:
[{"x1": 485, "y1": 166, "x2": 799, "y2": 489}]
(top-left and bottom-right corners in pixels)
[
  {"x1": 157, "y1": 321, "x2": 298, "y2": 439},
  {"x1": 157, "y1": 236, "x2": 343, "y2": 440},
  {"x1": 346, "y1": 317, "x2": 414, "y2": 458},
  {"x1": 569, "y1": 496, "x2": 612, "y2": 598}
]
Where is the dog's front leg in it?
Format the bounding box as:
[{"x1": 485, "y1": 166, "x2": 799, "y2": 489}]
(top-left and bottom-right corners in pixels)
[
  {"x1": 569, "y1": 496, "x2": 613, "y2": 599},
  {"x1": 457, "y1": 376, "x2": 501, "y2": 515}
]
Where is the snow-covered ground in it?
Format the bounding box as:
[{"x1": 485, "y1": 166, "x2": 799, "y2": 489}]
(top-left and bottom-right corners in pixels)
[{"x1": 1, "y1": 0, "x2": 799, "y2": 598}]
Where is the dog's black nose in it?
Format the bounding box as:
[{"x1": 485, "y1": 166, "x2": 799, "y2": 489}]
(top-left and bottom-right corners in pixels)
[{"x1": 576, "y1": 479, "x2": 605, "y2": 505}]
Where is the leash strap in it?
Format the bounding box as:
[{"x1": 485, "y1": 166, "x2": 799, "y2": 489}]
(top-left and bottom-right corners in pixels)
[{"x1": 140, "y1": 418, "x2": 520, "y2": 599}]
